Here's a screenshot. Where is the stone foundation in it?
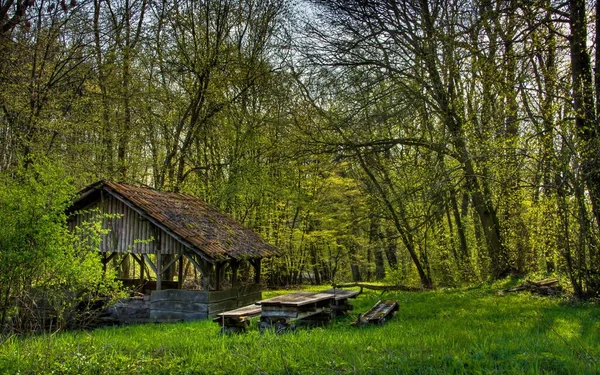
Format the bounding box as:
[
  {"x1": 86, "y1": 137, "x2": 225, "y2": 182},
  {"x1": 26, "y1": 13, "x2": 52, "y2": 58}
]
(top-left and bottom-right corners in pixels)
[{"x1": 101, "y1": 295, "x2": 151, "y2": 325}]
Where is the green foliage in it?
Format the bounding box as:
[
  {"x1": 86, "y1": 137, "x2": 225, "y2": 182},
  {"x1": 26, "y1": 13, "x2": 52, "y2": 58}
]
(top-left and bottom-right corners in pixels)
[
  {"x1": 0, "y1": 158, "x2": 123, "y2": 332},
  {"x1": 2, "y1": 0, "x2": 600, "y2": 296},
  {"x1": 1, "y1": 287, "x2": 598, "y2": 374},
  {"x1": 263, "y1": 161, "x2": 369, "y2": 286}
]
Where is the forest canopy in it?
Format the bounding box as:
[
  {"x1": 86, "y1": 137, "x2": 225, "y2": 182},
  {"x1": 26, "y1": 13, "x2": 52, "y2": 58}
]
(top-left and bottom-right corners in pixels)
[{"x1": 1, "y1": 0, "x2": 599, "y2": 298}]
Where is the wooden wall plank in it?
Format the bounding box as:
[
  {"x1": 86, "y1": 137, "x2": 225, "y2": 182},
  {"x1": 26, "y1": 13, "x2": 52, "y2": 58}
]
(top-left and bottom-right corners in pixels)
[{"x1": 149, "y1": 311, "x2": 208, "y2": 322}]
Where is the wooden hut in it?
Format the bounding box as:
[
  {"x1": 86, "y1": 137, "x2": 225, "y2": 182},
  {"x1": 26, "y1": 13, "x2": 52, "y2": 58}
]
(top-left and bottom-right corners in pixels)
[{"x1": 67, "y1": 180, "x2": 280, "y2": 320}]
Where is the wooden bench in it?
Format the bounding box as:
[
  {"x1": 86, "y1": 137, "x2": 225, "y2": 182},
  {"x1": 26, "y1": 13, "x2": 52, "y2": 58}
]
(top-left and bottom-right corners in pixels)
[
  {"x1": 213, "y1": 304, "x2": 262, "y2": 333},
  {"x1": 353, "y1": 300, "x2": 399, "y2": 326}
]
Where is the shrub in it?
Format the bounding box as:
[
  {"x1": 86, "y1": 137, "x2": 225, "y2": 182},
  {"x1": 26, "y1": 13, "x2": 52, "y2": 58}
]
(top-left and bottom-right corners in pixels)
[{"x1": 0, "y1": 158, "x2": 122, "y2": 333}]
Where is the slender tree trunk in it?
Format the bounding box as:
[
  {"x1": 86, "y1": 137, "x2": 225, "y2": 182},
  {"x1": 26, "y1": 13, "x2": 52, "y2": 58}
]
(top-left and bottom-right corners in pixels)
[
  {"x1": 419, "y1": 0, "x2": 508, "y2": 279},
  {"x1": 118, "y1": 0, "x2": 132, "y2": 181},
  {"x1": 557, "y1": 186, "x2": 584, "y2": 297},
  {"x1": 93, "y1": 0, "x2": 114, "y2": 175},
  {"x1": 310, "y1": 243, "x2": 321, "y2": 285},
  {"x1": 385, "y1": 227, "x2": 398, "y2": 270},
  {"x1": 569, "y1": 0, "x2": 600, "y2": 229},
  {"x1": 357, "y1": 152, "x2": 432, "y2": 287},
  {"x1": 450, "y1": 189, "x2": 470, "y2": 266},
  {"x1": 369, "y1": 214, "x2": 385, "y2": 280},
  {"x1": 444, "y1": 194, "x2": 461, "y2": 269}
]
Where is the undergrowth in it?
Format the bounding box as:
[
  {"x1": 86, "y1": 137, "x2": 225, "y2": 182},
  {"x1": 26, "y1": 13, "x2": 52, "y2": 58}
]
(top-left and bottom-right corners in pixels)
[{"x1": 0, "y1": 284, "x2": 598, "y2": 374}]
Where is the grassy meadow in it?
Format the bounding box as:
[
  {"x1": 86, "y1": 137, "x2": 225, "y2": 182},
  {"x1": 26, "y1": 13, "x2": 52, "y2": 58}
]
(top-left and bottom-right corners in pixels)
[{"x1": 0, "y1": 283, "x2": 599, "y2": 374}]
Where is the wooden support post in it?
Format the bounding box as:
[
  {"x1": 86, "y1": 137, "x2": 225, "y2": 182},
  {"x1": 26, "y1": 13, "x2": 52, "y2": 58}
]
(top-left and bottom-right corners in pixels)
[
  {"x1": 154, "y1": 229, "x2": 162, "y2": 290},
  {"x1": 178, "y1": 253, "x2": 184, "y2": 289},
  {"x1": 143, "y1": 254, "x2": 158, "y2": 274},
  {"x1": 156, "y1": 253, "x2": 162, "y2": 291},
  {"x1": 251, "y1": 259, "x2": 261, "y2": 284},
  {"x1": 185, "y1": 253, "x2": 213, "y2": 291},
  {"x1": 160, "y1": 254, "x2": 181, "y2": 276},
  {"x1": 203, "y1": 271, "x2": 211, "y2": 292},
  {"x1": 231, "y1": 260, "x2": 240, "y2": 288},
  {"x1": 215, "y1": 263, "x2": 224, "y2": 291},
  {"x1": 139, "y1": 254, "x2": 145, "y2": 287},
  {"x1": 131, "y1": 253, "x2": 146, "y2": 287}
]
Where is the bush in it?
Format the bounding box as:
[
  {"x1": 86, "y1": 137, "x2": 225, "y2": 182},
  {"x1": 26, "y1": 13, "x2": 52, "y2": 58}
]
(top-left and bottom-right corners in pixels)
[{"x1": 0, "y1": 158, "x2": 123, "y2": 333}]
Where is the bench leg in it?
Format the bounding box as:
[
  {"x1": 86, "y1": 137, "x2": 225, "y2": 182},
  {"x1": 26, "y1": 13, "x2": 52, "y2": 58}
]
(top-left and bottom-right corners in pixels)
[{"x1": 259, "y1": 317, "x2": 295, "y2": 334}]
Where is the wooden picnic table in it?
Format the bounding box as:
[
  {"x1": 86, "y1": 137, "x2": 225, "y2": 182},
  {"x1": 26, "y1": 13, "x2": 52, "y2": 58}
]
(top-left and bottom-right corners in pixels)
[
  {"x1": 213, "y1": 288, "x2": 361, "y2": 333},
  {"x1": 257, "y1": 289, "x2": 359, "y2": 332},
  {"x1": 257, "y1": 291, "x2": 333, "y2": 332},
  {"x1": 321, "y1": 288, "x2": 361, "y2": 300},
  {"x1": 257, "y1": 291, "x2": 334, "y2": 307}
]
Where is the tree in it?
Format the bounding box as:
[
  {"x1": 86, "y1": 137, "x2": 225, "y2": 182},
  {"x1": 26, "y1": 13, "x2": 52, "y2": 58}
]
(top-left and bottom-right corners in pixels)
[
  {"x1": 300, "y1": 0, "x2": 515, "y2": 281},
  {"x1": 296, "y1": 0, "x2": 600, "y2": 289},
  {"x1": 0, "y1": 1, "x2": 89, "y2": 171},
  {"x1": 139, "y1": 0, "x2": 288, "y2": 192},
  {"x1": 91, "y1": 0, "x2": 148, "y2": 180}
]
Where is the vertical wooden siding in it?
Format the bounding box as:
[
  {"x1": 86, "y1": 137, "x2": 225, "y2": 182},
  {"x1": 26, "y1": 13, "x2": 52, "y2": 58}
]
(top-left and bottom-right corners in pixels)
[{"x1": 69, "y1": 194, "x2": 185, "y2": 255}]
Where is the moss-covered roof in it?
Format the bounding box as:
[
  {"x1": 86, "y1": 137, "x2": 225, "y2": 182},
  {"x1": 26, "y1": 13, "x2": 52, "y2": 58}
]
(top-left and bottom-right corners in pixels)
[{"x1": 72, "y1": 180, "x2": 281, "y2": 263}]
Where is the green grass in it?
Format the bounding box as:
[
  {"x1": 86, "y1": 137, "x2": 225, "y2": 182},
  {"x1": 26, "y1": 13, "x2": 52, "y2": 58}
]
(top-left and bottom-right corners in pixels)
[{"x1": 1, "y1": 284, "x2": 599, "y2": 374}]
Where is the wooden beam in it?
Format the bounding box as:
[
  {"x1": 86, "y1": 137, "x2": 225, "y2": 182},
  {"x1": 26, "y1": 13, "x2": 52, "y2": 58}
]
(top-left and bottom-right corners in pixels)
[
  {"x1": 130, "y1": 253, "x2": 143, "y2": 266},
  {"x1": 118, "y1": 253, "x2": 130, "y2": 267},
  {"x1": 102, "y1": 252, "x2": 119, "y2": 265},
  {"x1": 186, "y1": 254, "x2": 203, "y2": 274},
  {"x1": 131, "y1": 253, "x2": 150, "y2": 287},
  {"x1": 185, "y1": 252, "x2": 211, "y2": 275},
  {"x1": 143, "y1": 254, "x2": 157, "y2": 275},
  {"x1": 160, "y1": 254, "x2": 181, "y2": 276}
]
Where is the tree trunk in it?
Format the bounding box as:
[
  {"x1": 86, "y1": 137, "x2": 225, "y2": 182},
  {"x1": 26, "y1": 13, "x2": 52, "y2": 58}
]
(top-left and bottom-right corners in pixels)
[
  {"x1": 357, "y1": 153, "x2": 432, "y2": 288},
  {"x1": 418, "y1": 0, "x2": 509, "y2": 279},
  {"x1": 569, "y1": 0, "x2": 600, "y2": 230},
  {"x1": 310, "y1": 243, "x2": 321, "y2": 285},
  {"x1": 385, "y1": 228, "x2": 398, "y2": 270},
  {"x1": 93, "y1": 0, "x2": 114, "y2": 176},
  {"x1": 369, "y1": 214, "x2": 385, "y2": 280},
  {"x1": 351, "y1": 264, "x2": 361, "y2": 282}
]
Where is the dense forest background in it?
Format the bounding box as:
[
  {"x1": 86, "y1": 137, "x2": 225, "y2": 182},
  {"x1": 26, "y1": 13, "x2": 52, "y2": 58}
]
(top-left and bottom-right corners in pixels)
[{"x1": 1, "y1": 0, "x2": 599, "y2": 298}]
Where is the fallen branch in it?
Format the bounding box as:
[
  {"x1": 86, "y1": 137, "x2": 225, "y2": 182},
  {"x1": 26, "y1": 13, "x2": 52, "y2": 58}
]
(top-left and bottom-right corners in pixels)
[
  {"x1": 505, "y1": 278, "x2": 562, "y2": 296},
  {"x1": 332, "y1": 283, "x2": 428, "y2": 295}
]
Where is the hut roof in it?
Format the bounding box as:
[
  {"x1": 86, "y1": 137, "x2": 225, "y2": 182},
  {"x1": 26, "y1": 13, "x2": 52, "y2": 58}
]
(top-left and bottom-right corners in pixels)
[{"x1": 71, "y1": 180, "x2": 281, "y2": 263}]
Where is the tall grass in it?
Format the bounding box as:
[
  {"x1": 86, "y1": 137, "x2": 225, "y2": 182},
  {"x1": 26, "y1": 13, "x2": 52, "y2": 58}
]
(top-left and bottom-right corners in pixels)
[{"x1": 1, "y1": 284, "x2": 598, "y2": 374}]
